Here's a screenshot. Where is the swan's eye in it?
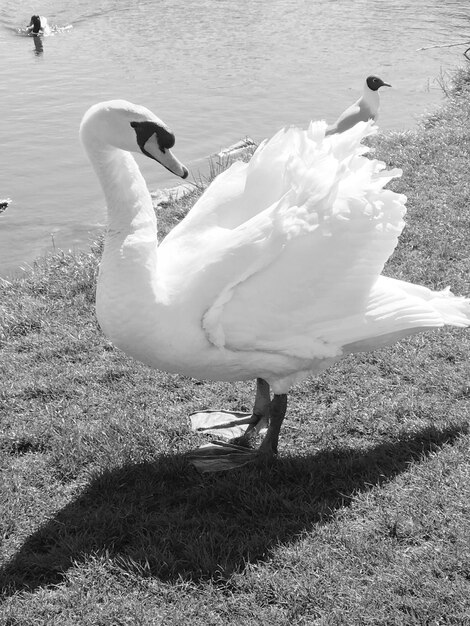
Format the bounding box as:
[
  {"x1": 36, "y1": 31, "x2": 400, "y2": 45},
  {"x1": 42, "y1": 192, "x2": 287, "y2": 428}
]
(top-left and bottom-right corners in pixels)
[{"x1": 156, "y1": 126, "x2": 175, "y2": 151}]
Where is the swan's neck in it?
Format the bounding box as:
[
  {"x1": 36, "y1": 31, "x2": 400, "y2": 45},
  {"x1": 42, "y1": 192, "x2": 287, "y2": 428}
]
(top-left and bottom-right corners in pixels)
[
  {"x1": 87, "y1": 145, "x2": 164, "y2": 315},
  {"x1": 93, "y1": 147, "x2": 157, "y2": 243}
]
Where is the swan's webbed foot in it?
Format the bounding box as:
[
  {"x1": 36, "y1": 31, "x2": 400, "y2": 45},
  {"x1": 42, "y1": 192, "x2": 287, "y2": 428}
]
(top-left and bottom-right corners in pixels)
[
  {"x1": 189, "y1": 409, "x2": 256, "y2": 442},
  {"x1": 189, "y1": 378, "x2": 270, "y2": 444},
  {"x1": 186, "y1": 441, "x2": 258, "y2": 473},
  {"x1": 187, "y1": 380, "x2": 288, "y2": 473}
]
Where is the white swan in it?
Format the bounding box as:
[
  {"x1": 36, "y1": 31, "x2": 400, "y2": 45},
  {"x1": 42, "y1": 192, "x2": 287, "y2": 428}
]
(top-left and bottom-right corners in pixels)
[
  {"x1": 326, "y1": 75, "x2": 391, "y2": 136},
  {"x1": 80, "y1": 100, "x2": 470, "y2": 472}
]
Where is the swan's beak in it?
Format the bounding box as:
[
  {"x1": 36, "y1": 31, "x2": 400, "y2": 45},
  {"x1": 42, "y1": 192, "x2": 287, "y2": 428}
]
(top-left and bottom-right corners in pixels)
[
  {"x1": 143, "y1": 135, "x2": 189, "y2": 178},
  {"x1": 156, "y1": 147, "x2": 189, "y2": 179}
]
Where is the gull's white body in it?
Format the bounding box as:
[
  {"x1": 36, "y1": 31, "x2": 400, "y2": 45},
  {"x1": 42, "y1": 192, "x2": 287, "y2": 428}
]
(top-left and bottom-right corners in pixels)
[
  {"x1": 326, "y1": 80, "x2": 383, "y2": 136},
  {"x1": 80, "y1": 101, "x2": 470, "y2": 396}
]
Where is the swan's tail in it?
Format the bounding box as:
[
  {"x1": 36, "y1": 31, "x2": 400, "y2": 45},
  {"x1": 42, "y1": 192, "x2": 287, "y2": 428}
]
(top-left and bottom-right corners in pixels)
[
  {"x1": 339, "y1": 278, "x2": 470, "y2": 355},
  {"x1": 364, "y1": 276, "x2": 470, "y2": 326},
  {"x1": 425, "y1": 288, "x2": 470, "y2": 327}
]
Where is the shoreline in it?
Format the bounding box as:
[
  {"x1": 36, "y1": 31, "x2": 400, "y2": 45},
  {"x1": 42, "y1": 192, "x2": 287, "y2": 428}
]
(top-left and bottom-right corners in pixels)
[{"x1": 0, "y1": 65, "x2": 465, "y2": 281}]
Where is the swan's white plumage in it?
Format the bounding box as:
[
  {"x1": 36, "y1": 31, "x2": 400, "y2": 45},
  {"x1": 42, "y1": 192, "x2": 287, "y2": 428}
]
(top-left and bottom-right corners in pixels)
[
  {"x1": 185, "y1": 121, "x2": 469, "y2": 388},
  {"x1": 80, "y1": 102, "x2": 470, "y2": 399}
]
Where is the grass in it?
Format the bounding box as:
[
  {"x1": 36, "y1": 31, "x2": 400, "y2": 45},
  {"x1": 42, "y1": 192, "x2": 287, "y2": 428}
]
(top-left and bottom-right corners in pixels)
[{"x1": 1, "y1": 66, "x2": 470, "y2": 624}]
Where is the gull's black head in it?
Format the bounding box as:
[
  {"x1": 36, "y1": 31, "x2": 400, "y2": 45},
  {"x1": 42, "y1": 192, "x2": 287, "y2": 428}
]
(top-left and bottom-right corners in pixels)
[{"x1": 366, "y1": 75, "x2": 391, "y2": 91}]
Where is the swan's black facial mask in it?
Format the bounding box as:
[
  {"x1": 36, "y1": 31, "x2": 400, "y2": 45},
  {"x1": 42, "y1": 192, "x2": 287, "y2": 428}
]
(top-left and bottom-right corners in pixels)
[
  {"x1": 130, "y1": 121, "x2": 175, "y2": 159},
  {"x1": 129, "y1": 120, "x2": 188, "y2": 178}
]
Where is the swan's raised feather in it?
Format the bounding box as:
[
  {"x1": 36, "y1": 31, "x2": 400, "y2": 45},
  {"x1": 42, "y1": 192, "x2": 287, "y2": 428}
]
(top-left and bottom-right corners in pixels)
[
  {"x1": 80, "y1": 101, "x2": 470, "y2": 470},
  {"x1": 159, "y1": 120, "x2": 468, "y2": 389}
]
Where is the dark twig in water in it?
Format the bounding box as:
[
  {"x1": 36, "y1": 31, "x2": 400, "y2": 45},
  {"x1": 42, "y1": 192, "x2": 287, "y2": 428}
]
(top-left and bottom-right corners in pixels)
[{"x1": 416, "y1": 40, "x2": 470, "y2": 51}]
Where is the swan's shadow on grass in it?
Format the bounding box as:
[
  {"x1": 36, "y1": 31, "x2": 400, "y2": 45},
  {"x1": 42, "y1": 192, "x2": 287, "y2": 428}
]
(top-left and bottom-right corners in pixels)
[{"x1": 0, "y1": 424, "x2": 466, "y2": 596}]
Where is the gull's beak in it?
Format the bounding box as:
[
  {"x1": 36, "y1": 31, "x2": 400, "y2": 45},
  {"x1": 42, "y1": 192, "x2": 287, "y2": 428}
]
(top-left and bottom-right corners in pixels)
[{"x1": 382, "y1": 81, "x2": 392, "y2": 88}]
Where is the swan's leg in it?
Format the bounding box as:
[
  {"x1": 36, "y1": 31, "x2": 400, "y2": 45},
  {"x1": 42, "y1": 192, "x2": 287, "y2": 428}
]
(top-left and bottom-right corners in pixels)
[
  {"x1": 231, "y1": 378, "x2": 271, "y2": 447},
  {"x1": 258, "y1": 394, "x2": 288, "y2": 459}
]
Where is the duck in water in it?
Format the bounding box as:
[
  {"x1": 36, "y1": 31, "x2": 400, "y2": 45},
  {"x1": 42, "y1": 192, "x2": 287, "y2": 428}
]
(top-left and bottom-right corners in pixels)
[{"x1": 25, "y1": 15, "x2": 51, "y2": 36}]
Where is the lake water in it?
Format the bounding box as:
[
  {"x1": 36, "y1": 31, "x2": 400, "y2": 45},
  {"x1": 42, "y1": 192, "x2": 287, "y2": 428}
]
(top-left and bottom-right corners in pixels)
[{"x1": 1, "y1": 0, "x2": 469, "y2": 278}]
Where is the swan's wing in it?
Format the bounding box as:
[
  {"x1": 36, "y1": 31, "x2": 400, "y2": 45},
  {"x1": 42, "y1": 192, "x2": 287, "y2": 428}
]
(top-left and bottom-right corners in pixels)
[
  {"x1": 203, "y1": 120, "x2": 442, "y2": 361},
  {"x1": 206, "y1": 218, "x2": 470, "y2": 363},
  {"x1": 182, "y1": 160, "x2": 249, "y2": 226},
  {"x1": 158, "y1": 123, "x2": 342, "y2": 307},
  {"x1": 157, "y1": 189, "x2": 291, "y2": 321},
  {"x1": 203, "y1": 183, "x2": 406, "y2": 360},
  {"x1": 162, "y1": 125, "x2": 327, "y2": 247},
  {"x1": 162, "y1": 119, "x2": 469, "y2": 365}
]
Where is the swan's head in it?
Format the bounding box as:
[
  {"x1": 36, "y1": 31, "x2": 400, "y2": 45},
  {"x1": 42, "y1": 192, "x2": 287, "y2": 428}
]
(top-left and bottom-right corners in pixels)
[
  {"x1": 365, "y1": 76, "x2": 391, "y2": 91},
  {"x1": 80, "y1": 100, "x2": 189, "y2": 179}
]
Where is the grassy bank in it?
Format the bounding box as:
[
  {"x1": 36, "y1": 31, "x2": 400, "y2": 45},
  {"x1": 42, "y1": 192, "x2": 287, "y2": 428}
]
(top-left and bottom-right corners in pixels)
[{"x1": 1, "y1": 66, "x2": 470, "y2": 624}]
